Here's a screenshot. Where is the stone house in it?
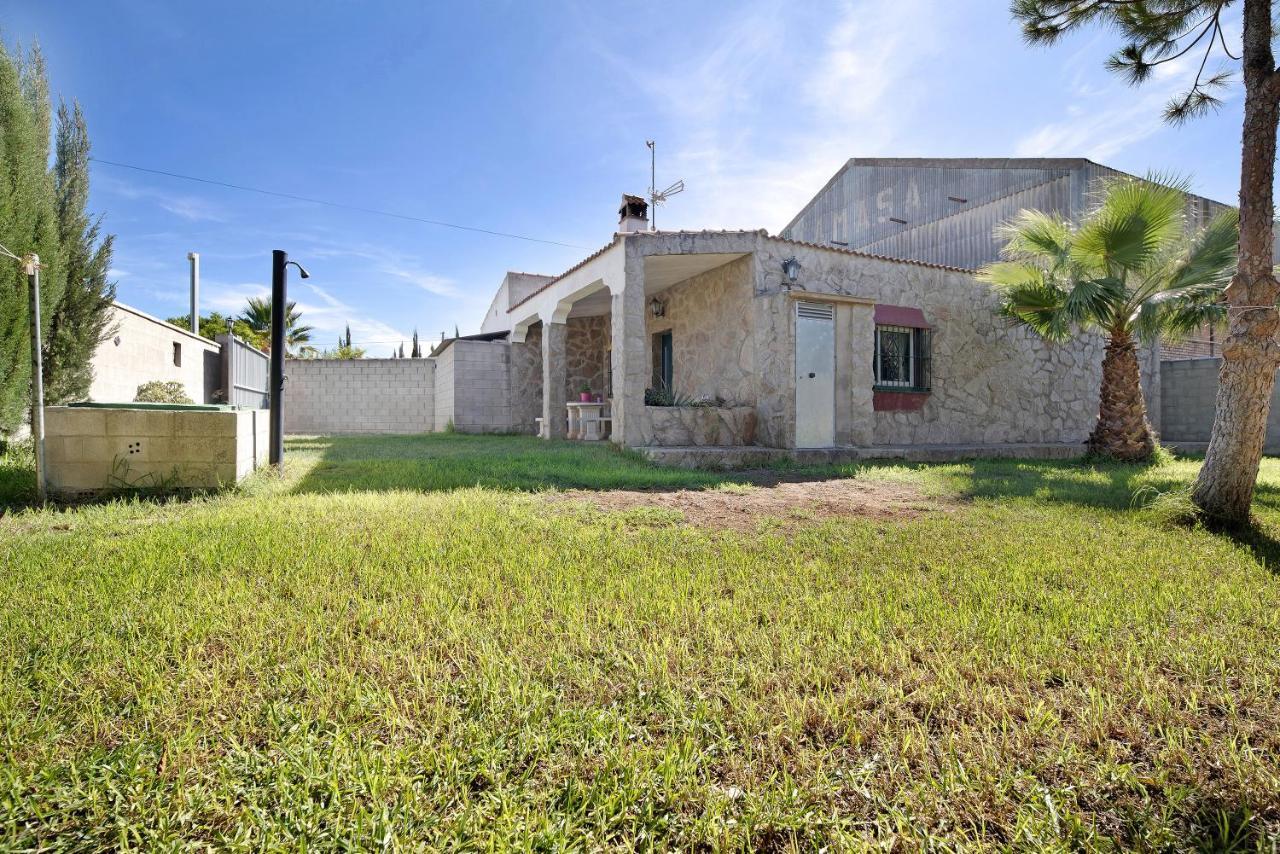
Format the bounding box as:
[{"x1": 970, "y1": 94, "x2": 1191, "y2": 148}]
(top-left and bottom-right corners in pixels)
[
  {"x1": 443, "y1": 194, "x2": 1144, "y2": 463},
  {"x1": 297, "y1": 158, "x2": 1255, "y2": 462}
]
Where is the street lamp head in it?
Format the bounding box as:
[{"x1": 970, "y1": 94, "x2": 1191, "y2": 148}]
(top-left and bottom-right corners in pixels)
[
  {"x1": 781, "y1": 256, "x2": 802, "y2": 287},
  {"x1": 285, "y1": 260, "x2": 310, "y2": 279}
]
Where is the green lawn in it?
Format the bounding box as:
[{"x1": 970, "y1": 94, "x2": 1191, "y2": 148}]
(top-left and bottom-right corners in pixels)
[{"x1": 1, "y1": 435, "x2": 1279, "y2": 849}]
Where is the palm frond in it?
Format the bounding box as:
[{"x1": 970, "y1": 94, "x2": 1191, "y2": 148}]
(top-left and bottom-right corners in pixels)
[
  {"x1": 1072, "y1": 177, "x2": 1185, "y2": 275},
  {"x1": 994, "y1": 210, "x2": 1073, "y2": 266},
  {"x1": 1163, "y1": 208, "x2": 1239, "y2": 292},
  {"x1": 1062, "y1": 274, "x2": 1126, "y2": 327},
  {"x1": 981, "y1": 262, "x2": 1075, "y2": 343}
]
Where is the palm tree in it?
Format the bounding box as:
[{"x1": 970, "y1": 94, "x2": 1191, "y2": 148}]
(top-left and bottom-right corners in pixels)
[
  {"x1": 238, "y1": 297, "x2": 314, "y2": 355},
  {"x1": 979, "y1": 177, "x2": 1238, "y2": 462}
]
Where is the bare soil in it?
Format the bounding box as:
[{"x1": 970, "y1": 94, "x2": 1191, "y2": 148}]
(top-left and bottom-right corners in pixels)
[{"x1": 550, "y1": 473, "x2": 948, "y2": 531}]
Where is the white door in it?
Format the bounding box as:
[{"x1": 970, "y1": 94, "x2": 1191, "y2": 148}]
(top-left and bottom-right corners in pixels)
[{"x1": 795, "y1": 301, "x2": 835, "y2": 448}]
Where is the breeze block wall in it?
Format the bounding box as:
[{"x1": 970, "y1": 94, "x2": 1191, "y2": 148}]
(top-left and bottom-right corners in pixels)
[{"x1": 284, "y1": 358, "x2": 435, "y2": 434}]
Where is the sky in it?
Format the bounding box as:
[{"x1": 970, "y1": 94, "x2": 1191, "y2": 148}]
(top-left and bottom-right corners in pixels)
[{"x1": 0, "y1": 0, "x2": 1250, "y2": 355}]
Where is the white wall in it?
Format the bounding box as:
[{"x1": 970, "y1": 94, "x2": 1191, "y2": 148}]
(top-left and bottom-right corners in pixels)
[{"x1": 90, "y1": 303, "x2": 220, "y2": 404}]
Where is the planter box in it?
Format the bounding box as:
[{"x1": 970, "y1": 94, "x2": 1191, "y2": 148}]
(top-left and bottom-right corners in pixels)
[
  {"x1": 640, "y1": 405, "x2": 757, "y2": 447},
  {"x1": 44, "y1": 404, "x2": 269, "y2": 497}
]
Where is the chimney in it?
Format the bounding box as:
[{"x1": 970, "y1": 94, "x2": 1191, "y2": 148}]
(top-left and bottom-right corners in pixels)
[{"x1": 618, "y1": 194, "x2": 649, "y2": 233}]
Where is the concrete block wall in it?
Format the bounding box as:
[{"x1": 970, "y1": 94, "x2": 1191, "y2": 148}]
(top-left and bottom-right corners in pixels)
[
  {"x1": 44, "y1": 406, "x2": 267, "y2": 495},
  {"x1": 284, "y1": 358, "x2": 435, "y2": 434},
  {"x1": 1158, "y1": 357, "x2": 1280, "y2": 451},
  {"x1": 444, "y1": 340, "x2": 514, "y2": 432}
]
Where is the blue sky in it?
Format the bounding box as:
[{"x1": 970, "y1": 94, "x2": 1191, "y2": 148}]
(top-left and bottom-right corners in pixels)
[{"x1": 1, "y1": 0, "x2": 1247, "y2": 354}]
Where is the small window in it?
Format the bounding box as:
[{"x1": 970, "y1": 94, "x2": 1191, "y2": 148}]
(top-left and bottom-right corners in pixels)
[
  {"x1": 172, "y1": 341, "x2": 182, "y2": 367},
  {"x1": 874, "y1": 325, "x2": 930, "y2": 391}
]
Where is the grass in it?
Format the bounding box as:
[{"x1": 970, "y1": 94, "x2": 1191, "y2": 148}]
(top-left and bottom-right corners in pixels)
[{"x1": 1, "y1": 434, "x2": 1279, "y2": 849}]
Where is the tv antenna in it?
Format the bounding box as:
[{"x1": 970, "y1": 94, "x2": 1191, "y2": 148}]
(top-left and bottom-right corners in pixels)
[{"x1": 646, "y1": 140, "x2": 684, "y2": 231}]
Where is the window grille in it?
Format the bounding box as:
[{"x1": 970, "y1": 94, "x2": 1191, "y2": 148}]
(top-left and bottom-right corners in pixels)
[{"x1": 874, "y1": 325, "x2": 930, "y2": 392}]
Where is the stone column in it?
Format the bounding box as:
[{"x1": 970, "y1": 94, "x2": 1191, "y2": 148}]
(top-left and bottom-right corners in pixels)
[
  {"x1": 610, "y1": 257, "x2": 649, "y2": 447},
  {"x1": 542, "y1": 320, "x2": 568, "y2": 438},
  {"x1": 842, "y1": 302, "x2": 876, "y2": 446}
]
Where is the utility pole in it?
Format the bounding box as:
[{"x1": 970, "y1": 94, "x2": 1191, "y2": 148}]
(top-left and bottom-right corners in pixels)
[
  {"x1": 188, "y1": 252, "x2": 200, "y2": 336},
  {"x1": 646, "y1": 140, "x2": 656, "y2": 231},
  {"x1": 25, "y1": 254, "x2": 46, "y2": 505}
]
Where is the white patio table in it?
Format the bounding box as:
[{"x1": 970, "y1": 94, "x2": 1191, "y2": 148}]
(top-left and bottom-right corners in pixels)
[{"x1": 565, "y1": 401, "x2": 608, "y2": 440}]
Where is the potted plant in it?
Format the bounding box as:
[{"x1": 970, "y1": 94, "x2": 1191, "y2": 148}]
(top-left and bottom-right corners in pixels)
[{"x1": 578, "y1": 383, "x2": 592, "y2": 402}]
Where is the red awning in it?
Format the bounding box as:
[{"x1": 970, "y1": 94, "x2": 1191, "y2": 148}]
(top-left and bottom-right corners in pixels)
[{"x1": 873, "y1": 304, "x2": 931, "y2": 328}]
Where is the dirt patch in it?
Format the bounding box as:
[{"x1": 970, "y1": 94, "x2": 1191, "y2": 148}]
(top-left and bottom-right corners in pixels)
[{"x1": 550, "y1": 474, "x2": 949, "y2": 531}]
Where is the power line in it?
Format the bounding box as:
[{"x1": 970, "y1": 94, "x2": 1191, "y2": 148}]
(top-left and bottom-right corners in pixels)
[{"x1": 88, "y1": 157, "x2": 591, "y2": 250}]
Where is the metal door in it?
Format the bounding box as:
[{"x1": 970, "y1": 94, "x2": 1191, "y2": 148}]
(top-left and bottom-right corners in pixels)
[{"x1": 795, "y1": 301, "x2": 835, "y2": 448}]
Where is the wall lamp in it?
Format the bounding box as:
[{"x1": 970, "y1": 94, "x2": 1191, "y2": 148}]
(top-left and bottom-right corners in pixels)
[
  {"x1": 781, "y1": 256, "x2": 802, "y2": 290},
  {"x1": 649, "y1": 297, "x2": 666, "y2": 318}
]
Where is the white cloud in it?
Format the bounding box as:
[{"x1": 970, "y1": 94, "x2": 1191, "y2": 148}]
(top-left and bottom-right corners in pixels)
[
  {"x1": 304, "y1": 243, "x2": 459, "y2": 298},
  {"x1": 96, "y1": 174, "x2": 226, "y2": 222},
  {"x1": 588, "y1": 0, "x2": 948, "y2": 231},
  {"x1": 297, "y1": 283, "x2": 413, "y2": 351}
]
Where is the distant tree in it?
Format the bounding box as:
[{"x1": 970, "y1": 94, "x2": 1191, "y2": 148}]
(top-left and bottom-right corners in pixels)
[
  {"x1": 411, "y1": 329, "x2": 421, "y2": 358},
  {"x1": 1011, "y1": 0, "x2": 1278, "y2": 520},
  {"x1": 980, "y1": 178, "x2": 1237, "y2": 460},
  {"x1": 166, "y1": 311, "x2": 255, "y2": 342},
  {"x1": 398, "y1": 342, "x2": 406, "y2": 358},
  {"x1": 0, "y1": 42, "x2": 62, "y2": 435},
  {"x1": 343, "y1": 323, "x2": 352, "y2": 350},
  {"x1": 238, "y1": 297, "x2": 313, "y2": 355},
  {"x1": 42, "y1": 100, "x2": 115, "y2": 404}
]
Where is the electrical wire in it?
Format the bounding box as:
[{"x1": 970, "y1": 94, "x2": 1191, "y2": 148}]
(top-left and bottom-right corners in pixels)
[
  {"x1": 0, "y1": 241, "x2": 22, "y2": 262},
  {"x1": 88, "y1": 157, "x2": 591, "y2": 250}
]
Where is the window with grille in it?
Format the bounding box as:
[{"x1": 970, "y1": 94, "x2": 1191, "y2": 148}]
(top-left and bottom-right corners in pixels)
[{"x1": 874, "y1": 325, "x2": 930, "y2": 392}]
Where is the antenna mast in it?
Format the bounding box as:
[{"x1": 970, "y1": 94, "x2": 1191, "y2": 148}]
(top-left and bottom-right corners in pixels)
[{"x1": 645, "y1": 139, "x2": 684, "y2": 232}]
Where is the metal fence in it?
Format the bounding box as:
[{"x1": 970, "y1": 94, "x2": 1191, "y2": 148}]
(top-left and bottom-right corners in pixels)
[{"x1": 217, "y1": 333, "x2": 269, "y2": 408}]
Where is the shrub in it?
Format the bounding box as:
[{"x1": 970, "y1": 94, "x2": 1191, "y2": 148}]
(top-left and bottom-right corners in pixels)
[{"x1": 134, "y1": 381, "x2": 193, "y2": 404}]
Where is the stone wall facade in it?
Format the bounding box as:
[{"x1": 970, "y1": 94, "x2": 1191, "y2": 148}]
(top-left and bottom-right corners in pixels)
[
  {"x1": 509, "y1": 323, "x2": 543, "y2": 435},
  {"x1": 90, "y1": 303, "x2": 221, "y2": 404},
  {"x1": 644, "y1": 256, "x2": 755, "y2": 406},
  {"x1": 636, "y1": 405, "x2": 758, "y2": 447},
  {"x1": 285, "y1": 358, "x2": 435, "y2": 434},
  {"x1": 565, "y1": 315, "x2": 610, "y2": 401}
]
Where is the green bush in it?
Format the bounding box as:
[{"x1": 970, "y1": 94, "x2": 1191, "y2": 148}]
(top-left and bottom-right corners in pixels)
[{"x1": 134, "y1": 381, "x2": 193, "y2": 404}]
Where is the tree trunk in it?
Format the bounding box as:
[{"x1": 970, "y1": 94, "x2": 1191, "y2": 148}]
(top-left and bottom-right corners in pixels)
[
  {"x1": 1088, "y1": 332, "x2": 1155, "y2": 461},
  {"x1": 1191, "y1": 0, "x2": 1280, "y2": 523}
]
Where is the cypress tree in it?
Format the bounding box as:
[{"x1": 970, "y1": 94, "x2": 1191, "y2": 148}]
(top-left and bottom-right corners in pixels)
[
  {"x1": 44, "y1": 99, "x2": 115, "y2": 403},
  {"x1": 0, "y1": 42, "x2": 62, "y2": 435},
  {"x1": 411, "y1": 329, "x2": 421, "y2": 358}
]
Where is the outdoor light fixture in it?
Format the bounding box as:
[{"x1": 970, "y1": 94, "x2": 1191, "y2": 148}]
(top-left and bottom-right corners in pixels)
[
  {"x1": 650, "y1": 297, "x2": 666, "y2": 318},
  {"x1": 781, "y1": 256, "x2": 802, "y2": 289}
]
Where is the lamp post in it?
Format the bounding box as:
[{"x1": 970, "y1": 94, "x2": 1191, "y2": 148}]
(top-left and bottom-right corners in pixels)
[
  {"x1": 268, "y1": 250, "x2": 309, "y2": 473},
  {"x1": 25, "y1": 254, "x2": 46, "y2": 505}
]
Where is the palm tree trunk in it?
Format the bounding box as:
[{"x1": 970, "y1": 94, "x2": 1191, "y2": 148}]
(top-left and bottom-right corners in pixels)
[
  {"x1": 1191, "y1": 0, "x2": 1280, "y2": 523},
  {"x1": 1088, "y1": 332, "x2": 1155, "y2": 462}
]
